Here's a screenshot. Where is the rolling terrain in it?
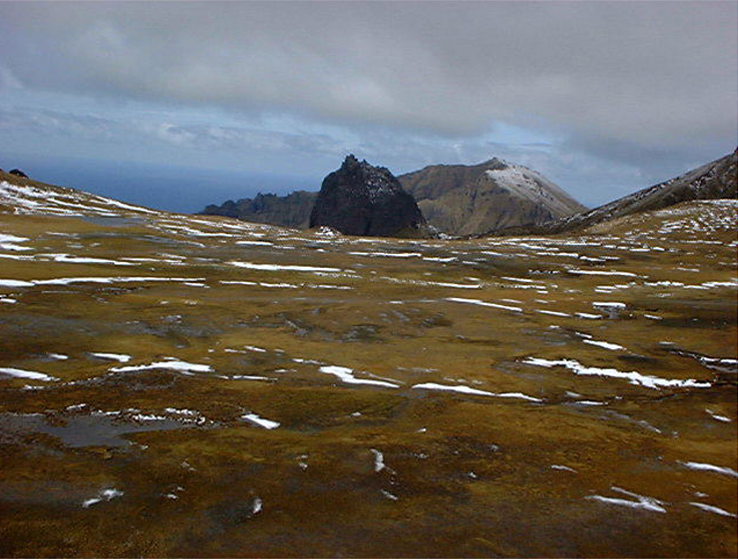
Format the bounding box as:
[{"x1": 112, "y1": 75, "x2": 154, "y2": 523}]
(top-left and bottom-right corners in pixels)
[{"x1": 0, "y1": 170, "x2": 736, "y2": 557}]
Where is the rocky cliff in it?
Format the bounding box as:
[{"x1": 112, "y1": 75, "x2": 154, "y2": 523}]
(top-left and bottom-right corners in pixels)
[
  {"x1": 309, "y1": 155, "x2": 428, "y2": 237},
  {"x1": 200, "y1": 190, "x2": 317, "y2": 229}
]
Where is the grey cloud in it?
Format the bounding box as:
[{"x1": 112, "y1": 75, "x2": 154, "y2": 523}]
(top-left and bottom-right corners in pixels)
[
  {"x1": 0, "y1": 107, "x2": 122, "y2": 141},
  {"x1": 0, "y1": 106, "x2": 341, "y2": 156},
  {"x1": 0, "y1": 104, "x2": 354, "y2": 176},
  {"x1": 0, "y1": 1, "x2": 735, "y2": 152},
  {"x1": 0, "y1": 1, "x2": 735, "y2": 209}
]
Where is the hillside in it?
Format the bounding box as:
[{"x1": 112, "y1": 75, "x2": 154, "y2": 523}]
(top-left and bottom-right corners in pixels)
[
  {"x1": 398, "y1": 158, "x2": 586, "y2": 235},
  {"x1": 491, "y1": 149, "x2": 737, "y2": 237}
]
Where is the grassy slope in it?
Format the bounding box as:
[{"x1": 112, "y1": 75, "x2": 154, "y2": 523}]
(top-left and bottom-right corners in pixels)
[{"x1": 0, "y1": 171, "x2": 736, "y2": 557}]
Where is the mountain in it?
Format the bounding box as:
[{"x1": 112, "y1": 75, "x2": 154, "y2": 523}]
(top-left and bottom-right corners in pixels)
[
  {"x1": 398, "y1": 158, "x2": 586, "y2": 236},
  {"x1": 200, "y1": 190, "x2": 317, "y2": 229},
  {"x1": 309, "y1": 154, "x2": 429, "y2": 237},
  {"x1": 197, "y1": 150, "x2": 735, "y2": 238},
  {"x1": 492, "y1": 148, "x2": 738, "y2": 236}
]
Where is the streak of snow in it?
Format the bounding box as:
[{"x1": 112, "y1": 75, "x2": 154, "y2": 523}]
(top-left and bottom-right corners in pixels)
[
  {"x1": 111, "y1": 359, "x2": 213, "y2": 375},
  {"x1": 319, "y1": 365, "x2": 400, "y2": 388},
  {"x1": 582, "y1": 339, "x2": 625, "y2": 351},
  {"x1": 586, "y1": 486, "x2": 666, "y2": 513},
  {"x1": 82, "y1": 488, "x2": 124, "y2": 508},
  {"x1": 522, "y1": 357, "x2": 709, "y2": 390},
  {"x1": 229, "y1": 261, "x2": 341, "y2": 273},
  {"x1": 0, "y1": 367, "x2": 58, "y2": 381},
  {"x1": 679, "y1": 461, "x2": 738, "y2": 478},
  {"x1": 689, "y1": 502, "x2": 737, "y2": 518},
  {"x1": 445, "y1": 297, "x2": 522, "y2": 313},
  {"x1": 242, "y1": 413, "x2": 280, "y2": 430},
  {"x1": 90, "y1": 353, "x2": 131, "y2": 363}
]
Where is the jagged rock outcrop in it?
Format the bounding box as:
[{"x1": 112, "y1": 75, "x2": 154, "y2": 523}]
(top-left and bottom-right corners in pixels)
[
  {"x1": 398, "y1": 158, "x2": 585, "y2": 236},
  {"x1": 9, "y1": 169, "x2": 28, "y2": 178},
  {"x1": 309, "y1": 155, "x2": 428, "y2": 237},
  {"x1": 200, "y1": 190, "x2": 317, "y2": 228},
  {"x1": 492, "y1": 148, "x2": 738, "y2": 236}
]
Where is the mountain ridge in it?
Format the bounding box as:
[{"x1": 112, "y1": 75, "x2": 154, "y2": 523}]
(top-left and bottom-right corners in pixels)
[
  {"x1": 485, "y1": 148, "x2": 738, "y2": 237},
  {"x1": 200, "y1": 190, "x2": 316, "y2": 229},
  {"x1": 195, "y1": 149, "x2": 736, "y2": 237},
  {"x1": 199, "y1": 156, "x2": 587, "y2": 235}
]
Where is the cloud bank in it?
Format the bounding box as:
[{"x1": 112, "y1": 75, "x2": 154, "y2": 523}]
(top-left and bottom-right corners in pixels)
[{"x1": 0, "y1": 1, "x2": 735, "y2": 207}]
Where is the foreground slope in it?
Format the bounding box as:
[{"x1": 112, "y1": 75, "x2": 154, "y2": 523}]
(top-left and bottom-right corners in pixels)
[
  {"x1": 399, "y1": 157, "x2": 586, "y2": 235},
  {"x1": 0, "y1": 171, "x2": 736, "y2": 557}
]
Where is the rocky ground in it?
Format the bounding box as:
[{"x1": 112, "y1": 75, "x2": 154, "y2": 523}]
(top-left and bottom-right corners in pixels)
[{"x1": 1, "y1": 175, "x2": 736, "y2": 557}]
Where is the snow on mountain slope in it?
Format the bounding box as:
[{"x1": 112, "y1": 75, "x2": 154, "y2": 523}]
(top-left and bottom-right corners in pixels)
[
  {"x1": 399, "y1": 157, "x2": 585, "y2": 236},
  {"x1": 518, "y1": 148, "x2": 738, "y2": 236},
  {"x1": 484, "y1": 160, "x2": 583, "y2": 217},
  {"x1": 0, "y1": 171, "x2": 295, "y2": 244},
  {"x1": 0, "y1": 178, "x2": 160, "y2": 218}
]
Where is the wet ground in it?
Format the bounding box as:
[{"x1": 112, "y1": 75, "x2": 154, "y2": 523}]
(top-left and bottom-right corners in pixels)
[{"x1": 1, "y1": 178, "x2": 736, "y2": 557}]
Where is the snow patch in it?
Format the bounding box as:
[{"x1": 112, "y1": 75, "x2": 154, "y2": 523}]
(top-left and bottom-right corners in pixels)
[
  {"x1": 370, "y1": 448, "x2": 385, "y2": 472},
  {"x1": 0, "y1": 367, "x2": 58, "y2": 382},
  {"x1": 90, "y1": 352, "x2": 131, "y2": 363},
  {"x1": 586, "y1": 486, "x2": 666, "y2": 513},
  {"x1": 689, "y1": 502, "x2": 737, "y2": 518},
  {"x1": 111, "y1": 359, "x2": 212, "y2": 375},
  {"x1": 679, "y1": 461, "x2": 738, "y2": 477},
  {"x1": 319, "y1": 365, "x2": 400, "y2": 388},
  {"x1": 522, "y1": 357, "x2": 709, "y2": 390},
  {"x1": 241, "y1": 413, "x2": 280, "y2": 430},
  {"x1": 446, "y1": 297, "x2": 522, "y2": 313},
  {"x1": 82, "y1": 488, "x2": 124, "y2": 508}
]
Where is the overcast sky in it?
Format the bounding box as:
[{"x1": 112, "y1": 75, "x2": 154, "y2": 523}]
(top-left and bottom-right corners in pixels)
[{"x1": 1, "y1": 1, "x2": 736, "y2": 211}]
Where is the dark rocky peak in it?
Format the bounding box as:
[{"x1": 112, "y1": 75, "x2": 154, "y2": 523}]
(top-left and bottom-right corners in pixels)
[
  {"x1": 9, "y1": 169, "x2": 28, "y2": 178},
  {"x1": 339, "y1": 154, "x2": 394, "y2": 186},
  {"x1": 341, "y1": 154, "x2": 362, "y2": 170},
  {"x1": 329, "y1": 155, "x2": 405, "y2": 203},
  {"x1": 310, "y1": 156, "x2": 428, "y2": 237}
]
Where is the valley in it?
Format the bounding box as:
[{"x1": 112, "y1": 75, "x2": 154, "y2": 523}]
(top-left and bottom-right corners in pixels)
[{"x1": 1, "y1": 174, "x2": 736, "y2": 557}]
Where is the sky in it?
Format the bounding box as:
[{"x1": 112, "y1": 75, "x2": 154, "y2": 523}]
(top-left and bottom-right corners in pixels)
[{"x1": 0, "y1": 1, "x2": 736, "y2": 213}]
